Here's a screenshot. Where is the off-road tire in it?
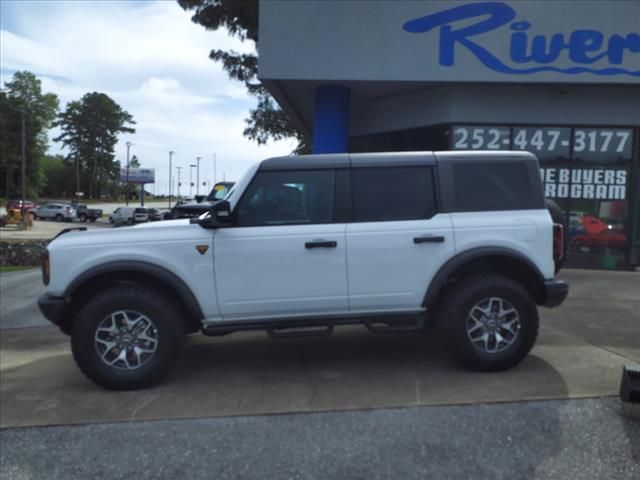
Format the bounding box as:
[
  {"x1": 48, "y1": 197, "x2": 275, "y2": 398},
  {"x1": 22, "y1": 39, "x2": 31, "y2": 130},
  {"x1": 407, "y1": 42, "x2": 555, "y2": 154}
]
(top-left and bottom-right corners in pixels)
[
  {"x1": 78, "y1": 213, "x2": 87, "y2": 222},
  {"x1": 439, "y1": 274, "x2": 539, "y2": 371},
  {"x1": 71, "y1": 285, "x2": 185, "y2": 390}
]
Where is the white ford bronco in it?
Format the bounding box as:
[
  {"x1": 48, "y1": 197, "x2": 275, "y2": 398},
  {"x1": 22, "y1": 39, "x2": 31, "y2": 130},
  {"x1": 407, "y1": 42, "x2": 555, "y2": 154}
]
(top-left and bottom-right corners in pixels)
[{"x1": 38, "y1": 151, "x2": 568, "y2": 390}]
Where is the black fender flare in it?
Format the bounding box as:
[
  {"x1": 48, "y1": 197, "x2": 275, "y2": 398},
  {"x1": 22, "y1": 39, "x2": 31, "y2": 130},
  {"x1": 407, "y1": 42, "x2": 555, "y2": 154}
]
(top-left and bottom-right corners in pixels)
[
  {"x1": 64, "y1": 261, "x2": 204, "y2": 323},
  {"x1": 423, "y1": 247, "x2": 546, "y2": 308}
]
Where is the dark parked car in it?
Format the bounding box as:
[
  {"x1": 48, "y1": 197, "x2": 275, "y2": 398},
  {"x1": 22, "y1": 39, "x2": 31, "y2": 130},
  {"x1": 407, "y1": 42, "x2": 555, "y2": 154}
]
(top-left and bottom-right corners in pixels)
[
  {"x1": 72, "y1": 204, "x2": 103, "y2": 222},
  {"x1": 147, "y1": 208, "x2": 163, "y2": 221},
  {"x1": 6, "y1": 199, "x2": 38, "y2": 211},
  {"x1": 170, "y1": 182, "x2": 234, "y2": 219}
]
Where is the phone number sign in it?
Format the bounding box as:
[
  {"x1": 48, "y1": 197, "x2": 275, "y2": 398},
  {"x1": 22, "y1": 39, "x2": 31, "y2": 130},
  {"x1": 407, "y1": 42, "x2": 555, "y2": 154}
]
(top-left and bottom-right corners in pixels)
[{"x1": 452, "y1": 126, "x2": 633, "y2": 162}]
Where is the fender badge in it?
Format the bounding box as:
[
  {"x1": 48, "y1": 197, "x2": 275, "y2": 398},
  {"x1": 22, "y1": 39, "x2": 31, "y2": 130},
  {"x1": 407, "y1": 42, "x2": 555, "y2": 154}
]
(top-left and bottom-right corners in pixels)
[{"x1": 196, "y1": 245, "x2": 209, "y2": 255}]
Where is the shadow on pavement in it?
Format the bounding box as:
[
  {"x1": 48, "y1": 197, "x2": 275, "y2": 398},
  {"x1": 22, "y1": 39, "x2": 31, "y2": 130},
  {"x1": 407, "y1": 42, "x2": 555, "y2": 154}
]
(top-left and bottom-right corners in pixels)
[{"x1": 1, "y1": 327, "x2": 572, "y2": 428}]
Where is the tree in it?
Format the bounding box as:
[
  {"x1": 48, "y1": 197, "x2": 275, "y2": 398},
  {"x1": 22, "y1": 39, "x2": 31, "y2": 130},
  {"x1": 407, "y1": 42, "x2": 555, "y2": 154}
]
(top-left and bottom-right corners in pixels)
[
  {"x1": 54, "y1": 92, "x2": 135, "y2": 199},
  {"x1": 0, "y1": 71, "x2": 59, "y2": 198},
  {"x1": 123, "y1": 155, "x2": 141, "y2": 200},
  {"x1": 177, "y1": 0, "x2": 310, "y2": 153},
  {"x1": 129, "y1": 155, "x2": 140, "y2": 168},
  {"x1": 40, "y1": 154, "x2": 76, "y2": 198}
]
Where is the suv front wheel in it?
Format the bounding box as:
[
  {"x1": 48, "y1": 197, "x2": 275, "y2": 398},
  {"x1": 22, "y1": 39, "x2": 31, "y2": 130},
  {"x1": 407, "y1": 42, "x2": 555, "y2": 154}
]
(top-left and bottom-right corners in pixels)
[
  {"x1": 439, "y1": 274, "x2": 539, "y2": 371},
  {"x1": 71, "y1": 285, "x2": 185, "y2": 390}
]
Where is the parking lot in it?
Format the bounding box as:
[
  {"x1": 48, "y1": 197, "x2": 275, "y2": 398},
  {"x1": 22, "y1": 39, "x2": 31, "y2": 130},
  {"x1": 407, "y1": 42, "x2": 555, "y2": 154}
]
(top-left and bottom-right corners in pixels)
[
  {"x1": 1, "y1": 268, "x2": 638, "y2": 424},
  {"x1": 1, "y1": 268, "x2": 638, "y2": 478},
  {"x1": 0, "y1": 201, "x2": 170, "y2": 240}
]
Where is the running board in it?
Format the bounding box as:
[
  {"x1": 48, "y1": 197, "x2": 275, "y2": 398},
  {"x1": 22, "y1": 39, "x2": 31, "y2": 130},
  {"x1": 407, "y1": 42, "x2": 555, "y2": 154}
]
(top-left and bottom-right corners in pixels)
[
  {"x1": 202, "y1": 311, "x2": 428, "y2": 338},
  {"x1": 363, "y1": 316, "x2": 425, "y2": 333}
]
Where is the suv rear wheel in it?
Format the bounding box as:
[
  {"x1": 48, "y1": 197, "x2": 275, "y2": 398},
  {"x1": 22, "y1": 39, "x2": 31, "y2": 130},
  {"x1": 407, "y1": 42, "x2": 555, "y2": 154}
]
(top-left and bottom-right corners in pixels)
[
  {"x1": 439, "y1": 274, "x2": 539, "y2": 371},
  {"x1": 71, "y1": 285, "x2": 185, "y2": 390}
]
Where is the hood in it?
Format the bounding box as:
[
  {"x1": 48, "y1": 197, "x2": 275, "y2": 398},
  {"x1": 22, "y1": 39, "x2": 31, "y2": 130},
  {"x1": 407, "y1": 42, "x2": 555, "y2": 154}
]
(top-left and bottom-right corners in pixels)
[
  {"x1": 48, "y1": 219, "x2": 196, "y2": 249},
  {"x1": 174, "y1": 201, "x2": 215, "y2": 211},
  {"x1": 132, "y1": 218, "x2": 190, "y2": 229}
]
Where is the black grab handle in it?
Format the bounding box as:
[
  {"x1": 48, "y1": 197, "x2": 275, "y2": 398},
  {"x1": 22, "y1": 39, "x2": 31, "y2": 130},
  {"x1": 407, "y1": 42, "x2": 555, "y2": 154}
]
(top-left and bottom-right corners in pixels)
[
  {"x1": 305, "y1": 240, "x2": 337, "y2": 249},
  {"x1": 413, "y1": 235, "x2": 445, "y2": 244}
]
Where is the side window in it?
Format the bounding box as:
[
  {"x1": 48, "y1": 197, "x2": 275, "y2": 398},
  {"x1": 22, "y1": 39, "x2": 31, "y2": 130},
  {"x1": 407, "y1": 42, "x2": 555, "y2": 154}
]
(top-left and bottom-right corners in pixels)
[
  {"x1": 351, "y1": 167, "x2": 437, "y2": 222},
  {"x1": 236, "y1": 170, "x2": 335, "y2": 226},
  {"x1": 453, "y1": 163, "x2": 536, "y2": 211}
]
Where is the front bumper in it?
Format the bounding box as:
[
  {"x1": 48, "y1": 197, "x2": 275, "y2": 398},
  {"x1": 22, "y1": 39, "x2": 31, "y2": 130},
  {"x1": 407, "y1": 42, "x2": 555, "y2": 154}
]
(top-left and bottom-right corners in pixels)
[
  {"x1": 543, "y1": 280, "x2": 569, "y2": 308},
  {"x1": 37, "y1": 293, "x2": 66, "y2": 326}
]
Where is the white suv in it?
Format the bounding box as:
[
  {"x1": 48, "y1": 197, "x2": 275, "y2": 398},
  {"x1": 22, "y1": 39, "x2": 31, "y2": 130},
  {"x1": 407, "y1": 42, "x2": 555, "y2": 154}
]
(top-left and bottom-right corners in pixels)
[
  {"x1": 38, "y1": 151, "x2": 568, "y2": 390},
  {"x1": 32, "y1": 203, "x2": 76, "y2": 222}
]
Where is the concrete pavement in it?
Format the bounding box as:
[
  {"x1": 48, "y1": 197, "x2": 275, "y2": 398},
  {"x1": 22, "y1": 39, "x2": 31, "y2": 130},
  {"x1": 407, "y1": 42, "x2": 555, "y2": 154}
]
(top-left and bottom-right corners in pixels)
[
  {"x1": 0, "y1": 269, "x2": 638, "y2": 428},
  {"x1": 0, "y1": 268, "x2": 47, "y2": 329}
]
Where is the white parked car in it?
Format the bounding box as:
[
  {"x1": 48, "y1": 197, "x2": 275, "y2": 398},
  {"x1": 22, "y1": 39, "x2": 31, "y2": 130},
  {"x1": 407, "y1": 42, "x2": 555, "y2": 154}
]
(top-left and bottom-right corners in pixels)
[
  {"x1": 108, "y1": 207, "x2": 135, "y2": 225},
  {"x1": 38, "y1": 151, "x2": 568, "y2": 390},
  {"x1": 32, "y1": 203, "x2": 76, "y2": 222},
  {"x1": 133, "y1": 207, "x2": 149, "y2": 223}
]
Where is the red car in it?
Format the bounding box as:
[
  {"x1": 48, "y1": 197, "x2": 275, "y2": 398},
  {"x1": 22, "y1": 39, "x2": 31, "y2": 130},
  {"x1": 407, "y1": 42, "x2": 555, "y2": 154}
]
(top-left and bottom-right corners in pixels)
[
  {"x1": 5, "y1": 199, "x2": 38, "y2": 211},
  {"x1": 571, "y1": 230, "x2": 627, "y2": 248}
]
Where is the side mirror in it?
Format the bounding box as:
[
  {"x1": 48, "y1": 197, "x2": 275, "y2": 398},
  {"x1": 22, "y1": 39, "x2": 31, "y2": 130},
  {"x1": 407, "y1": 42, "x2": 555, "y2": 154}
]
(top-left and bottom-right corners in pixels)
[
  {"x1": 211, "y1": 200, "x2": 232, "y2": 224},
  {"x1": 195, "y1": 195, "x2": 206, "y2": 203}
]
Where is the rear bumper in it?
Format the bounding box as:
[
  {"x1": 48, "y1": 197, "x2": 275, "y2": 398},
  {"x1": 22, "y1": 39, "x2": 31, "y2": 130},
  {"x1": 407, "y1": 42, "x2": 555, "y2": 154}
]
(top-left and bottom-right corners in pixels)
[
  {"x1": 37, "y1": 293, "x2": 66, "y2": 326},
  {"x1": 543, "y1": 280, "x2": 569, "y2": 308}
]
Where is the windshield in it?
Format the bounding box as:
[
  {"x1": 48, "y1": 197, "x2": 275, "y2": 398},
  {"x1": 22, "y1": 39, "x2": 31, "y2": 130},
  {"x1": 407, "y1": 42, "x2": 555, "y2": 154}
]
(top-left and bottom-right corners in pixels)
[{"x1": 206, "y1": 183, "x2": 234, "y2": 201}]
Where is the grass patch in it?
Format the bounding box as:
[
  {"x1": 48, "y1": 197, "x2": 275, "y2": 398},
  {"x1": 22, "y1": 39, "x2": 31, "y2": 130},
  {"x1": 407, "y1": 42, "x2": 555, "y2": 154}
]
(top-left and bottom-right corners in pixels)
[{"x1": 0, "y1": 265, "x2": 38, "y2": 273}]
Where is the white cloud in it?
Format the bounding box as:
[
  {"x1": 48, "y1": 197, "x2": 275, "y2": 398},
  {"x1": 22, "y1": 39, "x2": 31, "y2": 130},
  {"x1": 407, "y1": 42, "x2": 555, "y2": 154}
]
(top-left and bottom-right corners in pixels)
[{"x1": 1, "y1": 0, "x2": 295, "y2": 193}]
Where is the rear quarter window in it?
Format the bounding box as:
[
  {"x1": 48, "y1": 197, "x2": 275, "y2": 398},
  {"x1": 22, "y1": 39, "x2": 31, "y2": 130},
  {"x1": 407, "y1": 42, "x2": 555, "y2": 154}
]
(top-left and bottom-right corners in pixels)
[{"x1": 453, "y1": 163, "x2": 537, "y2": 212}]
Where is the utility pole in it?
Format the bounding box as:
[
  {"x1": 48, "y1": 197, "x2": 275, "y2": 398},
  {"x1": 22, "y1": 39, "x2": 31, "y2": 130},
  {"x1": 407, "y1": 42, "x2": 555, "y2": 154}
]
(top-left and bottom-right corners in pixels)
[
  {"x1": 189, "y1": 164, "x2": 196, "y2": 198},
  {"x1": 20, "y1": 110, "x2": 26, "y2": 229},
  {"x1": 168, "y1": 151, "x2": 174, "y2": 209},
  {"x1": 125, "y1": 141, "x2": 133, "y2": 206},
  {"x1": 196, "y1": 157, "x2": 201, "y2": 196},
  {"x1": 213, "y1": 153, "x2": 217, "y2": 184},
  {"x1": 176, "y1": 166, "x2": 182, "y2": 200},
  {"x1": 75, "y1": 154, "x2": 80, "y2": 200}
]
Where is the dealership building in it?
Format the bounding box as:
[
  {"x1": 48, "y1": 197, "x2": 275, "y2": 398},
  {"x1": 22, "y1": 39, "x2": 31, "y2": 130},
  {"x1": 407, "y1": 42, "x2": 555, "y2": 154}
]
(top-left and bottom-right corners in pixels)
[{"x1": 258, "y1": 0, "x2": 640, "y2": 270}]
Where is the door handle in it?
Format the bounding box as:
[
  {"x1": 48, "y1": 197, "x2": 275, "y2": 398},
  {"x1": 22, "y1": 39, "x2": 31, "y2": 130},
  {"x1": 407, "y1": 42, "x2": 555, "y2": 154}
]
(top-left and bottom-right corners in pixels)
[
  {"x1": 305, "y1": 240, "x2": 337, "y2": 249},
  {"x1": 413, "y1": 235, "x2": 445, "y2": 244}
]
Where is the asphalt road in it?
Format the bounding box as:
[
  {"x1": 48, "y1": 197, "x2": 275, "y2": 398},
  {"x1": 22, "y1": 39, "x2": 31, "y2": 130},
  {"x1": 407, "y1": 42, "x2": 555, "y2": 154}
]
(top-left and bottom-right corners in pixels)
[{"x1": 1, "y1": 397, "x2": 638, "y2": 480}]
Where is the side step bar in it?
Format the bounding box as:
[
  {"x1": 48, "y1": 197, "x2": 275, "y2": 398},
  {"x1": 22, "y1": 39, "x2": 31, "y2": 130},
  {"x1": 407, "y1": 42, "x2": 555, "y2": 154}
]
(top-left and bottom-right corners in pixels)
[{"x1": 202, "y1": 312, "x2": 427, "y2": 339}]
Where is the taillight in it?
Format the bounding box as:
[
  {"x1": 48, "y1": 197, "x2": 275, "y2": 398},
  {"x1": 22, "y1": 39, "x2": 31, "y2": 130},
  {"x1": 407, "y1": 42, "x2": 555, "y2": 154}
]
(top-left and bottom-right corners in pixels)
[
  {"x1": 553, "y1": 223, "x2": 564, "y2": 262},
  {"x1": 42, "y1": 249, "x2": 50, "y2": 286}
]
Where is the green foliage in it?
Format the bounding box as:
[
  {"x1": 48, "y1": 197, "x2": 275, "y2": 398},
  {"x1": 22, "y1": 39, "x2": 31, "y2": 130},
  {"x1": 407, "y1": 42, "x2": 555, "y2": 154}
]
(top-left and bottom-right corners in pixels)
[
  {"x1": 53, "y1": 92, "x2": 135, "y2": 199},
  {"x1": 178, "y1": 0, "x2": 309, "y2": 153},
  {"x1": 40, "y1": 154, "x2": 76, "y2": 198},
  {"x1": 129, "y1": 155, "x2": 140, "y2": 168},
  {"x1": 0, "y1": 71, "x2": 59, "y2": 199}
]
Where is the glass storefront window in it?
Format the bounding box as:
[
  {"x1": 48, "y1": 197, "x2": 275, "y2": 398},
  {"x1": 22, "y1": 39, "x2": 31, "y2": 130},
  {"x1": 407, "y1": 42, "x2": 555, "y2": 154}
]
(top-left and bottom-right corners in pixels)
[
  {"x1": 451, "y1": 124, "x2": 637, "y2": 270},
  {"x1": 568, "y1": 128, "x2": 633, "y2": 269}
]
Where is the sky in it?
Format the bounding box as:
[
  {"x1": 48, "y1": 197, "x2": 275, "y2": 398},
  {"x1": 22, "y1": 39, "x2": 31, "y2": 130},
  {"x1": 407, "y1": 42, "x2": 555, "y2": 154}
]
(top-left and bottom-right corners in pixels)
[{"x1": 0, "y1": 0, "x2": 295, "y2": 195}]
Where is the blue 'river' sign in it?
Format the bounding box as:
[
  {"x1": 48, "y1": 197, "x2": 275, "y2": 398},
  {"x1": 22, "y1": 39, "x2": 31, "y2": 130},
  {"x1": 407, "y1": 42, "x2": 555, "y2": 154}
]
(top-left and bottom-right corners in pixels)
[{"x1": 403, "y1": 2, "x2": 640, "y2": 77}]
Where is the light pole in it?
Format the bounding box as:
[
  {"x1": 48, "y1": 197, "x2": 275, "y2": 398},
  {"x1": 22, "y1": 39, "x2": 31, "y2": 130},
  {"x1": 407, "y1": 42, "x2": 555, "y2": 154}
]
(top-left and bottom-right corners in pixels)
[
  {"x1": 168, "y1": 151, "x2": 174, "y2": 209},
  {"x1": 125, "y1": 141, "x2": 133, "y2": 205},
  {"x1": 189, "y1": 164, "x2": 196, "y2": 198},
  {"x1": 176, "y1": 166, "x2": 183, "y2": 200},
  {"x1": 213, "y1": 153, "x2": 217, "y2": 184},
  {"x1": 196, "y1": 157, "x2": 201, "y2": 196}
]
